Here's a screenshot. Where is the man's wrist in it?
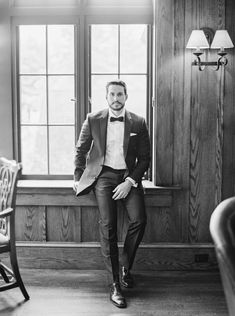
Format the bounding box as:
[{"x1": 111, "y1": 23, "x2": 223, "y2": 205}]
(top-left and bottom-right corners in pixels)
[{"x1": 125, "y1": 177, "x2": 137, "y2": 187}]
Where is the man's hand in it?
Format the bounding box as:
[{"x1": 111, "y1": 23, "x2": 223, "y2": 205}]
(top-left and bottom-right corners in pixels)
[
  {"x1": 112, "y1": 180, "x2": 132, "y2": 200},
  {"x1": 73, "y1": 181, "x2": 80, "y2": 192}
]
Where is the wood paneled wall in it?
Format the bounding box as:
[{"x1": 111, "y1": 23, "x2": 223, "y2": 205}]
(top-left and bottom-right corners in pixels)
[
  {"x1": 15, "y1": 186, "x2": 174, "y2": 243},
  {"x1": 14, "y1": 186, "x2": 218, "y2": 270},
  {"x1": 223, "y1": 0, "x2": 235, "y2": 199},
  {"x1": 153, "y1": 0, "x2": 235, "y2": 245}
]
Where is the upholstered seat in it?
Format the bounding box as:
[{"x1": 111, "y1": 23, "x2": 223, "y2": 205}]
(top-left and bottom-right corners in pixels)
[
  {"x1": 210, "y1": 197, "x2": 235, "y2": 316},
  {"x1": 0, "y1": 233, "x2": 9, "y2": 245},
  {"x1": 0, "y1": 157, "x2": 29, "y2": 300}
]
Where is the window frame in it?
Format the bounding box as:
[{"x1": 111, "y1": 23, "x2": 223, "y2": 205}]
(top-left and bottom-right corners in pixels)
[
  {"x1": 11, "y1": 7, "x2": 153, "y2": 180},
  {"x1": 12, "y1": 16, "x2": 80, "y2": 180}
]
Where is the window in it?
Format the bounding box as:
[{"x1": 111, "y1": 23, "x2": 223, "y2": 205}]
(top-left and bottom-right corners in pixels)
[
  {"x1": 18, "y1": 25, "x2": 76, "y2": 176},
  {"x1": 14, "y1": 4, "x2": 152, "y2": 179},
  {"x1": 90, "y1": 24, "x2": 148, "y2": 119}
]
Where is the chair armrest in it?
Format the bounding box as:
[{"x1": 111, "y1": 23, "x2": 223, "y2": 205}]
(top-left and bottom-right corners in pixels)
[
  {"x1": 0, "y1": 208, "x2": 13, "y2": 218},
  {"x1": 216, "y1": 246, "x2": 235, "y2": 280}
]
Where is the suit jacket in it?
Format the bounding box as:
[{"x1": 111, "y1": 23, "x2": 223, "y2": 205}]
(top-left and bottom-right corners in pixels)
[{"x1": 74, "y1": 108, "x2": 151, "y2": 196}]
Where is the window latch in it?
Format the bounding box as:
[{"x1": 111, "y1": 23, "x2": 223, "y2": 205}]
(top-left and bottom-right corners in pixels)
[{"x1": 152, "y1": 98, "x2": 156, "y2": 108}]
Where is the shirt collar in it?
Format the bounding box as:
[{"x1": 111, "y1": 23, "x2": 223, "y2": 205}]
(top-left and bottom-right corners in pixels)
[{"x1": 109, "y1": 108, "x2": 125, "y2": 119}]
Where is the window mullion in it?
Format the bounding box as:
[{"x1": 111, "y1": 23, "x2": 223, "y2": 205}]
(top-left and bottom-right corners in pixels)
[
  {"x1": 118, "y1": 24, "x2": 120, "y2": 78},
  {"x1": 88, "y1": 25, "x2": 92, "y2": 113},
  {"x1": 74, "y1": 24, "x2": 78, "y2": 144},
  {"x1": 77, "y1": 14, "x2": 86, "y2": 136},
  {"x1": 46, "y1": 25, "x2": 50, "y2": 175}
]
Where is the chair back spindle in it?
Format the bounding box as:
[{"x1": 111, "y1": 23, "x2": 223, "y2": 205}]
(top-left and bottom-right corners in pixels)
[{"x1": 0, "y1": 157, "x2": 29, "y2": 301}]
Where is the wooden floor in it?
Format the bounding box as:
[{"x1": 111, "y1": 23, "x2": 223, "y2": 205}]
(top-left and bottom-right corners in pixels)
[{"x1": 0, "y1": 269, "x2": 228, "y2": 316}]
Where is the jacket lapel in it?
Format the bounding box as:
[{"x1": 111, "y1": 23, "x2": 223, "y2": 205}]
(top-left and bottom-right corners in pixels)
[
  {"x1": 123, "y1": 110, "x2": 132, "y2": 158},
  {"x1": 99, "y1": 109, "x2": 109, "y2": 156}
]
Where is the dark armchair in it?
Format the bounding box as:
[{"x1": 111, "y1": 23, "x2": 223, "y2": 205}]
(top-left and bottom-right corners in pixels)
[
  {"x1": 210, "y1": 197, "x2": 235, "y2": 316},
  {"x1": 0, "y1": 157, "x2": 29, "y2": 300}
]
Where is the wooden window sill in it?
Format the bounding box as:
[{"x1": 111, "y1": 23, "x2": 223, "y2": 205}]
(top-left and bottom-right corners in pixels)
[
  {"x1": 16, "y1": 180, "x2": 181, "y2": 207},
  {"x1": 17, "y1": 179, "x2": 180, "y2": 191}
]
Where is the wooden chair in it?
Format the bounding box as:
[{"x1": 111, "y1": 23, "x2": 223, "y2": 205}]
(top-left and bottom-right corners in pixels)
[
  {"x1": 0, "y1": 157, "x2": 29, "y2": 300},
  {"x1": 210, "y1": 197, "x2": 235, "y2": 316}
]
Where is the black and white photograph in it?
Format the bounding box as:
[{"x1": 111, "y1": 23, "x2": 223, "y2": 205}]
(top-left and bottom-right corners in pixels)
[{"x1": 0, "y1": 0, "x2": 235, "y2": 315}]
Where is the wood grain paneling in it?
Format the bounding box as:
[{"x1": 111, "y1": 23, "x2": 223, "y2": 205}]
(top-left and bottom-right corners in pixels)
[
  {"x1": 189, "y1": 71, "x2": 201, "y2": 243},
  {"x1": 189, "y1": 67, "x2": 219, "y2": 242},
  {"x1": 12, "y1": 242, "x2": 217, "y2": 270},
  {"x1": 223, "y1": 0, "x2": 235, "y2": 199},
  {"x1": 16, "y1": 186, "x2": 177, "y2": 244},
  {"x1": 15, "y1": 206, "x2": 46, "y2": 241},
  {"x1": 172, "y1": 0, "x2": 190, "y2": 243},
  {"x1": 143, "y1": 207, "x2": 179, "y2": 243},
  {"x1": 154, "y1": 0, "x2": 174, "y2": 185},
  {"x1": 16, "y1": 191, "x2": 97, "y2": 206},
  {"x1": 189, "y1": 81, "x2": 218, "y2": 241},
  {"x1": 47, "y1": 206, "x2": 81, "y2": 242},
  {"x1": 16, "y1": 189, "x2": 173, "y2": 207},
  {"x1": 188, "y1": 0, "x2": 225, "y2": 243},
  {"x1": 79, "y1": 204, "x2": 181, "y2": 243},
  {"x1": 81, "y1": 206, "x2": 99, "y2": 242},
  {"x1": 215, "y1": 67, "x2": 225, "y2": 205},
  {"x1": 152, "y1": 0, "x2": 231, "y2": 244},
  {"x1": 80, "y1": 205, "x2": 181, "y2": 243}
]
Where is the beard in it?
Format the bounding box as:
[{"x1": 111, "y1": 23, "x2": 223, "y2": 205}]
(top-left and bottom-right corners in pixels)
[{"x1": 109, "y1": 101, "x2": 125, "y2": 112}]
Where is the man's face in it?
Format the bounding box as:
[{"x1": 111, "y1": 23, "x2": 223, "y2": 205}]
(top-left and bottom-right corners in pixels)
[{"x1": 106, "y1": 84, "x2": 128, "y2": 112}]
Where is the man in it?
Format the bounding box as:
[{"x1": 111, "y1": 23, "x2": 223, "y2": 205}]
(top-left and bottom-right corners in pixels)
[{"x1": 74, "y1": 80, "x2": 150, "y2": 308}]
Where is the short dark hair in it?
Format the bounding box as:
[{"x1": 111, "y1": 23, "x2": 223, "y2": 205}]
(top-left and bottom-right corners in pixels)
[{"x1": 106, "y1": 80, "x2": 127, "y2": 95}]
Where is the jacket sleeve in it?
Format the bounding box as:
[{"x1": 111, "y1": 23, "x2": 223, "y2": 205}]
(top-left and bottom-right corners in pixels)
[
  {"x1": 128, "y1": 119, "x2": 151, "y2": 183},
  {"x1": 74, "y1": 115, "x2": 93, "y2": 181}
]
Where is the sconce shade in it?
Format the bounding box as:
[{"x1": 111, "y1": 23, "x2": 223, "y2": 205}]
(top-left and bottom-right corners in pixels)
[
  {"x1": 186, "y1": 30, "x2": 209, "y2": 49},
  {"x1": 211, "y1": 30, "x2": 234, "y2": 49}
]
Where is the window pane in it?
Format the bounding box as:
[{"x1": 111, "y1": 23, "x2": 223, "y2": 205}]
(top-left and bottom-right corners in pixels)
[
  {"x1": 91, "y1": 25, "x2": 118, "y2": 73},
  {"x1": 120, "y1": 75, "x2": 147, "y2": 119},
  {"x1": 20, "y1": 76, "x2": 47, "y2": 124},
  {"x1": 48, "y1": 76, "x2": 75, "y2": 124},
  {"x1": 19, "y1": 25, "x2": 46, "y2": 74},
  {"x1": 21, "y1": 126, "x2": 48, "y2": 174},
  {"x1": 120, "y1": 25, "x2": 147, "y2": 73},
  {"x1": 91, "y1": 75, "x2": 118, "y2": 112},
  {"x1": 90, "y1": 24, "x2": 148, "y2": 119},
  {"x1": 18, "y1": 24, "x2": 76, "y2": 176},
  {"x1": 49, "y1": 126, "x2": 74, "y2": 174},
  {"x1": 48, "y1": 25, "x2": 75, "y2": 74}
]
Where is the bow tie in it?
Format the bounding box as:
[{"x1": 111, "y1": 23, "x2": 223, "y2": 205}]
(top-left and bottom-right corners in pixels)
[{"x1": 110, "y1": 116, "x2": 124, "y2": 122}]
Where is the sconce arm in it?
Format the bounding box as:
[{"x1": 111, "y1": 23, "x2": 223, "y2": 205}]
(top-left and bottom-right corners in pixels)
[
  {"x1": 192, "y1": 52, "x2": 206, "y2": 71},
  {"x1": 192, "y1": 52, "x2": 229, "y2": 71}
]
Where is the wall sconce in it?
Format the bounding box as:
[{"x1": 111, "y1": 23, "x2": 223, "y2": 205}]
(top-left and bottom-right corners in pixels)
[{"x1": 186, "y1": 29, "x2": 234, "y2": 71}]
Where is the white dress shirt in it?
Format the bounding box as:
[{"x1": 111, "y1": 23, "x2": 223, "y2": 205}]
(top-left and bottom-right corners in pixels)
[
  {"x1": 103, "y1": 109, "x2": 137, "y2": 187},
  {"x1": 104, "y1": 108, "x2": 127, "y2": 170}
]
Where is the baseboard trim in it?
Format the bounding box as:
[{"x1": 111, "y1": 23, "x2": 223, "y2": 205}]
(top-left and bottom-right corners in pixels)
[
  {"x1": 3, "y1": 242, "x2": 218, "y2": 271},
  {"x1": 16, "y1": 242, "x2": 215, "y2": 248}
]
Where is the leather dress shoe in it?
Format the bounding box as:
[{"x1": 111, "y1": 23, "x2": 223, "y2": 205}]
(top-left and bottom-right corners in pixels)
[
  {"x1": 110, "y1": 282, "x2": 127, "y2": 308},
  {"x1": 120, "y1": 266, "x2": 134, "y2": 288}
]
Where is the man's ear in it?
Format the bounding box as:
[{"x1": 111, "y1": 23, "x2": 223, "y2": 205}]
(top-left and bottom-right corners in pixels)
[{"x1": 125, "y1": 94, "x2": 128, "y2": 101}]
